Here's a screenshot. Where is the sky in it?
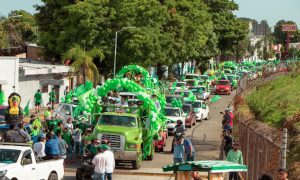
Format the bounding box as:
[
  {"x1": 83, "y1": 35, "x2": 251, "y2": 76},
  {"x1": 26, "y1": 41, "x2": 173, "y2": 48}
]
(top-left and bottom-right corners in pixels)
[{"x1": 0, "y1": 0, "x2": 299, "y2": 27}]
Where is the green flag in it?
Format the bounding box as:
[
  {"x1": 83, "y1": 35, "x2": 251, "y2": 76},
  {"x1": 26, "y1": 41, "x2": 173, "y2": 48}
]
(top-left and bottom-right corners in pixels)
[
  {"x1": 24, "y1": 100, "x2": 30, "y2": 116},
  {"x1": 210, "y1": 95, "x2": 222, "y2": 103},
  {"x1": 0, "y1": 90, "x2": 5, "y2": 105}
]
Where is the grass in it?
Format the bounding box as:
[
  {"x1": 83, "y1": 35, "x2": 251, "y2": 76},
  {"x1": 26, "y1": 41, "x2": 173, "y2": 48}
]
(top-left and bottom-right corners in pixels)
[{"x1": 246, "y1": 75, "x2": 300, "y2": 127}]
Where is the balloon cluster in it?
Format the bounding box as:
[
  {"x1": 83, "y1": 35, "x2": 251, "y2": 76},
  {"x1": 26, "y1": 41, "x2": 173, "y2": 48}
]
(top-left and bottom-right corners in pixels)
[{"x1": 171, "y1": 99, "x2": 183, "y2": 108}]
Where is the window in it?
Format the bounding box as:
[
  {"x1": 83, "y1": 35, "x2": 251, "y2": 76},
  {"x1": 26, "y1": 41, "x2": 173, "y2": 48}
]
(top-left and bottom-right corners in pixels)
[
  {"x1": 21, "y1": 150, "x2": 32, "y2": 165},
  {"x1": 42, "y1": 85, "x2": 48, "y2": 93}
]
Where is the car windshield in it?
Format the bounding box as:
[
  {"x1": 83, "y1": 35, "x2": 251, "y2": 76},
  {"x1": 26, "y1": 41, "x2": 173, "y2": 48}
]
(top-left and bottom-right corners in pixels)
[
  {"x1": 98, "y1": 115, "x2": 137, "y2": 127},
  {"x1": 227, "y1": 76, "x2": 234, "y2": 80},
  {"x1": 200, "y1": 76, "x2": 208, "y2": 80},
  {"x1": 185, "y1": 75, "x2": 198, "y2": 79},
  {"x1": 186, "y1": 101, "x2": 202, "y2": 108},
  {"x1": 182, "y1": 105, "x2": 191, "y2": 113},
  {"x1": 0, "y1": 108, "x2": 5, "y2": 116},
  {"x1": 190, "y1": 87, "x2": 205, "y2": 93},
  {"x1": 165, "y1": 108, "x2": 180, "y2": 116},
  {"x1": 176, "y1": 82, "x2": 186, "y2": 87},
  {"x1": 0, "y1": 149, "x2": 21, "y2": 163},
  {"x1": 166, "y1": 96, "x2": 178, "y2": 103},
  {"x1": 218, "y1": 81, "x2": 229, "y2": 85}
]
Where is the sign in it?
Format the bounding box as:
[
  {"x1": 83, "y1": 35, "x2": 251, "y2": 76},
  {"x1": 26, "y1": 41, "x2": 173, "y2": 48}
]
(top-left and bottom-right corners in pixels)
[
  {"x1": 40, "y1": 79, "x2": 64, "y2": 86},
  {"x1": 282, "y1": 24, "x2": 297, "y2": 32}
]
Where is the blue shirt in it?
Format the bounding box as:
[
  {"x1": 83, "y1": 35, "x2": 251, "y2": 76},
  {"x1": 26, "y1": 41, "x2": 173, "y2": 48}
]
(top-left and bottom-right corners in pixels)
[
  {"x1": 174, "y1": 143, "x2": 185, "y2": 159},
  {"x1": 183, "y1": 138, "x2": 195, "y2": 154},
  {"x1": 45, "y1": 135, "x2": 60, "y2": 155}
]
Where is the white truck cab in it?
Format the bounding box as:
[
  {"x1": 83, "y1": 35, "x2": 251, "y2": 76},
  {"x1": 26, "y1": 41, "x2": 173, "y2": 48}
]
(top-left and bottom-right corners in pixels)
[
  {"x1": 164, "y1": 107, "x2": 185, "y2": 135},
  {"x1": 0, "y1": 143, "x2": 64, "y2": 180}
]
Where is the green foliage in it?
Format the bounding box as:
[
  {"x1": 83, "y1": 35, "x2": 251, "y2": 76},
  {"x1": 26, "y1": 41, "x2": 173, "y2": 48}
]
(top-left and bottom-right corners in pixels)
[
  {"x1": 246, "y1": 75, "x2": 300, "y2": 127},
  {"x1": 63, "y1": 45, "x2": 103, "y2": 85},
  {"x1": 0, "y1": 24, "x2": 9, "y2": 48},
  {"x1": 273, "y1": 20, "x2": 298, "y2": 45}
]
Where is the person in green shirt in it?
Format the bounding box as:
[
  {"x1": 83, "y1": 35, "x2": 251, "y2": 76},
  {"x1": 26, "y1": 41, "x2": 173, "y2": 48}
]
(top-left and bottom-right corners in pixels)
[
  {"x1": 62, "y1": 126, "x2": 73, "y2": 161},
  {"x1": 34, "y1": 89, "x2": 42, "y2": 114},
  {"x1": 32, "y1": 117, "x2": 43, "y2": 131},
  {"x1": 49, "y1": 88, "x2": 56, "y2": 110},
  {"x1": 226, "y1": 142, "x2": 243, "y2": 180},
  {"x1": 44, "y1": 107, "x2": 52, "y2": 121},
  {"x1": 30, "y1": 125, "x2": 40, "y2": 136}
]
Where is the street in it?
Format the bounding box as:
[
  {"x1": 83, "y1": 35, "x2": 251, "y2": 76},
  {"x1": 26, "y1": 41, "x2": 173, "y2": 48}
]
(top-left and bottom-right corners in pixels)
[{"x1": 64, "y1": 92, "x2": 235, "y2": 179}]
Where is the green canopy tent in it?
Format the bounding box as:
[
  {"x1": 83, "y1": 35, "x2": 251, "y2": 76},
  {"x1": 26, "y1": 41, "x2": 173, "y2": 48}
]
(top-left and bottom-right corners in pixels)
[{"x1": 162, "y1": 160, "x2": 247, "y2": 180}]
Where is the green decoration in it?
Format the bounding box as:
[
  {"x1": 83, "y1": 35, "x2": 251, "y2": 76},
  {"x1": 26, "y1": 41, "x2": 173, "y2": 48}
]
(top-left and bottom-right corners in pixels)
[
  {"x1": 211, "y1": 95, "x2": 222, "y2": 103},
  {"x1": 23, "y1": 100, "x2": 30, "y2": 117},
  {"x1": 0, "y1": 90, "x2": 5, "y2": 105}
]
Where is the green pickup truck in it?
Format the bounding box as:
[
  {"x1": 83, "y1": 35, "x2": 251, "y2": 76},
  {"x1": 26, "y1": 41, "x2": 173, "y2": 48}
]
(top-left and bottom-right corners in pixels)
[{"x1": 93, "y1": 111, "x2": 154, "y2": 169}]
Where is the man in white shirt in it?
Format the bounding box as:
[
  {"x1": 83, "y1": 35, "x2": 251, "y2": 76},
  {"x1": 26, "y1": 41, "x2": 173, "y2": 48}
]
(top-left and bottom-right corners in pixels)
[
  {"x1": 33, "y1": 136, "x2": 46, "y2": 158},
  {"x1": 92, "y1": 146, "x2": 106, "y2": 180},
  {"x1": 102, "y1": 144, "x2": 115, "y2": 180}
]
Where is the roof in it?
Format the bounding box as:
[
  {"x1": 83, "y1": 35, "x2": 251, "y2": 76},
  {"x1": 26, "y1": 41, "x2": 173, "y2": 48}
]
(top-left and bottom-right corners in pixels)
[
  {"x1": 19, "y1": 58, "x2": 70, "y2": 76},
  {"x1": 164, "y1": 107, "x2": 180, "y2": 110},
  {"x1": 162, "y1": 160, "x2": 248, "y2": 173},
  {"x1": 0, "y1": 144, "x2": 32, "y2": 151},
  {"x1": 102, "y1": 112, "x2": 138, "y2": 117}
]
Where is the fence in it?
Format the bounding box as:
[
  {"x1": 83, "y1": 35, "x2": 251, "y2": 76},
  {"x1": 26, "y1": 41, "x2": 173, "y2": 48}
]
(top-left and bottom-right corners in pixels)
[{"x1": 238, "y1": 118, "x2": 283, "y2": 179}]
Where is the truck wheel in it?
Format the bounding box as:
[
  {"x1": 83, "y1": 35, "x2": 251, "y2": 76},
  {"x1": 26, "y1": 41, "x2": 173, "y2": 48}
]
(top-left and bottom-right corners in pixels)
[
  {"x1": 132, "y1": 160, "x2": 141, "y2": 169},
  {"x1": 206, "y1": 113, "x2": 210, "y2": 120},
  {"x1": 48, "y1": 173, "x2": 58, "y2": 180}
]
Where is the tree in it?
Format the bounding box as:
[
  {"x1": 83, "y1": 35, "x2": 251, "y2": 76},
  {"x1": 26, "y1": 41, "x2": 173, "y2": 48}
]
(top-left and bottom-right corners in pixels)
[
  {"x1": 0, "y1": 23, "x2": 9, "y2": 48},
  {"x1": 204, "y1": 0, "x2": 249, "y2": 61},
  {"x1": 63, "y1": 45, "x2": 103, "y2": 85},
  {"x1": 273, "y1": 20, "x2": 298, "y2": 45}
]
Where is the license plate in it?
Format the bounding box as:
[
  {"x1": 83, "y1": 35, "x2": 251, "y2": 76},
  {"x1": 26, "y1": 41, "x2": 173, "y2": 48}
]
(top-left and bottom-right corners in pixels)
[{"x1": 221, "y1": 89, "x2": 224, "y2": 92}]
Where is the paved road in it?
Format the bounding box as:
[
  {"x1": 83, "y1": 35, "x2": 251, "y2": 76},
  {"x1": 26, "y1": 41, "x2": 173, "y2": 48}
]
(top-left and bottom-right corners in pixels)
[{"x1": 64, "y1": 92, "x2": 236, "y2": 179}]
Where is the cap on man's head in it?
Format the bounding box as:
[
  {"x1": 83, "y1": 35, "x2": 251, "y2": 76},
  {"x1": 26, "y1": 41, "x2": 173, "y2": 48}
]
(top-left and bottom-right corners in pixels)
[
  {"x1": 30, "y1": 114, "x2": 36, "y2": 118},
  {"x1": 98, "y1": 144, "x2": 109, "y2": 150},
  {"x1": 278, "y1": 168, "x2": 287, "y2": 173},
  {"x1": 225, "y1": 108, "x2": 231, "y2": 112}
]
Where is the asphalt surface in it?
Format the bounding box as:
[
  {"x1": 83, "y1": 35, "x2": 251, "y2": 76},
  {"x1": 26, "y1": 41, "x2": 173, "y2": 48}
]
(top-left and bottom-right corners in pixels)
[{"x1": 64, "y1": 91, "x2": 236, "y2": 180}]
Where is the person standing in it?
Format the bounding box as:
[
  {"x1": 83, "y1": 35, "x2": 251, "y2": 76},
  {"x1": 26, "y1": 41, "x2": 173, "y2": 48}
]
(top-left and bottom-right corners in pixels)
[
  {"x1": 33, "y1": 136, "x2": 46, "y2": 158},
  {"x1": 4, "y1": 124, "x2": 15, "y2": 142},
  {"x1": 34, "y1": 89, "x2": 42, "y2": 114},
  {"x1": 183, "y1": 137, "x2": 195, "y2": 161},
  {"x1": 92, "y1": 145, "x2": 106, "y2": 180},
  {"x1": 57, "y1": 131, "x2": 68, "y2": 159},
  {"x1": 226, "y1": 142, "x2": 243, "y2": 180},
  {"x1": 102, "y1": 144, "x2": 115, "y2": 180},
  {"x1": 173, "y1": 135, "x2": 185, "y2": 163},
  {"x1": 44, "y1": 132, "x2": 61, "y2": 160},
  {"x1": 44, "y1": 107, "x2": 52, "y2": 122},
  {"x1": 278, "y1": 168, "x2": 288, "y2": 180},
  {"x1": 49, "y1": 88, "x2": 56, "y2": 110},
  {"x1": 13, "y1": 123, "x2": 31, "y2": 143},
  {"x1": 72, "y1": 124, "x2": 82, "y2": 158},
  {"x1": 222, "y1": 130, "x2": 233, "y2": 157},
  {"x1": 64, "y1": 86, "x2": 69, "y2": 96},
  {"x1": 62, "y1": 126, "x2": 73, "y2": 162}
]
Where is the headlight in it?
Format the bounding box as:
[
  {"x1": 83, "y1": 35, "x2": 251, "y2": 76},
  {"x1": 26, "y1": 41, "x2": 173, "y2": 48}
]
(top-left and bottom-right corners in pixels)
[
  {"x1": 0, "y1": 170, "x2": 7, "y2": 177},
  {"x1": 128, "y1": 143, "x2": 140, "y2": 150}
]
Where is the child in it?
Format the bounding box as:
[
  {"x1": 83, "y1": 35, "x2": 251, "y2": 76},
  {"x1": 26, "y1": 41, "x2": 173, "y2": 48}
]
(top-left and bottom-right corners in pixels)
[{"x1": 66, "y1": 118, "x2": 74, "y2": 132}]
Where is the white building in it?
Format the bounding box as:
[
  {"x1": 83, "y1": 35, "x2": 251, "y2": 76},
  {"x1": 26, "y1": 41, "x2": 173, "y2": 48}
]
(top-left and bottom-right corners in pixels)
[{"x1": 0, "y1": 56, "x2": 75, "y2": 108}]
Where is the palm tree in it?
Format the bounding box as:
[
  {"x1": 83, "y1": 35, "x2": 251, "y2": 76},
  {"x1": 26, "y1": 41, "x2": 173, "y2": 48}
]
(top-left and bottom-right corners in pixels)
[{"x1": 63, "y1": 44, "x2": 104, "y2": 86}]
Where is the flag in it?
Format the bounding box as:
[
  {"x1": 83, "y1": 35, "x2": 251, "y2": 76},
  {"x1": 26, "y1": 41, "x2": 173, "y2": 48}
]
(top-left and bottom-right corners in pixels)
[
  {"x1": 24, "y1": 100, "x2": 30, "y2": 116},
  {"x1": 210, "y1": 95, "x2": 222, "y2": 103},
  {"x1": 0, "y1": 90, "x2": 5, "y2": 105}
]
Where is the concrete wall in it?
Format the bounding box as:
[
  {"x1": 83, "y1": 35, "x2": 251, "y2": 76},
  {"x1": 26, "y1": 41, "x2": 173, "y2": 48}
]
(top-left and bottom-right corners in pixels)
[
  {"x1": 0, "y1": 56, "x2": 19, "y2": 106},
  {"x1": 19, "y1": 74, "x2": 70, "y2": 108}
]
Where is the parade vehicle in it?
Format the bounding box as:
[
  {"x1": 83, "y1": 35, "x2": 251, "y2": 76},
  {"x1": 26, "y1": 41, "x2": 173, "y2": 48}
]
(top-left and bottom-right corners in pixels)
[
  {"x1": 174, "y1": 90, "x2": 192, "y2": 101},
  {"x1": 165, "y1": 107, "x2": 185, "y2": 135},
  {"x1": 188, "y1": 86, "x2": 207, "y2": 100},
  {"x1": 185, "y1": 100, "x2": 209, "y2": 121},
  {"x1": 165, "y1": 94, "x2": 184, "y2": 106},
  {"x1": 225, "y1": 74, "x2": 238, "y2": 89},
  {"x1": 199, "y1": 75, "x2": 212, "y2": 85},
  {"x1": 53, "y1": 103, "x2": 78, "y2": 124},
  {"x1": 184, "y1": 74, "x2": 200, "y2": 80},
  {"x1": 215, "y1": 80, "x2": 231, "y2": 95},
  {"x1": 183, "y1": 79, "x2": 202, "y2": 87},
  {"x1": 93, "y1": 110, "x2": 155, "y2": 169},
  {"x1": 119, "y1": 92, "x2": 137, "y2": 100},
  {"x1": 153, "y1": 129, "x2": 167, "y2": 152},
  {"x1": 174, "y1": 82, "x2": 188, "y2": 91},
  {"x1": 0, "y1": 143, "x2": 64, "y2": 180},
  {"x1": 182, "y1": 104, "x2": 196, "y2": 128}
]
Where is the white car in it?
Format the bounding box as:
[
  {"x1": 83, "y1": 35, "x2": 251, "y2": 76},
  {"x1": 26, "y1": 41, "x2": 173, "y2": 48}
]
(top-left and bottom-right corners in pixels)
[
  {"x1": 165, "y1": 107, "x2": 185, "y2": 135},
  {"x1": 185, "y1": 100, "x2": 209, "y2": 121},
  {"x1": 198, "y1": 86, "x2": 210, "y2": 100},
  {"x1": 0, "y1": 143, "x2": 64, "y2": 180},
  {"x1": 174, "y1": 82, "x2": 187, "y2": 91}
]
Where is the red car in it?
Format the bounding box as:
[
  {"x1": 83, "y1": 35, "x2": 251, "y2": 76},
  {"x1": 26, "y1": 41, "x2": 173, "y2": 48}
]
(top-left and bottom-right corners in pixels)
[
  {"x1": 154, "y1": 130, "x2": 167, "y2": 152},
  {"x1": 215, "y1": 80, "x2": 231, "y2": 95},
  {"x1": 182, "y1": 104, "x2": 196, "y2": 128}
]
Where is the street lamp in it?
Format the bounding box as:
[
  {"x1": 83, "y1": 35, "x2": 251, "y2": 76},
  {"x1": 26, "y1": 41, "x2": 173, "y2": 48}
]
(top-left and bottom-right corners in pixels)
[{"x1": 113, "y1": 26, "x2": 136, "y2": 78}]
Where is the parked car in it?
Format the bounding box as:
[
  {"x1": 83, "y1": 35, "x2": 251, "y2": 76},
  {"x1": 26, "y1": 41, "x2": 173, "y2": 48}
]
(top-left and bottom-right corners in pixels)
[
  {"x1": 174, "y1": 82, "x2": 187, "y2": 91},
  {"x1": 0, "y1": 143, "x2": 64, "y2": 180},
  {"x1": 182, "y1": 104, "x2": 196, "y2": 128},
  {"x1": 185, "y1": 100, "x2": 209, "y2": 121},
  {"x1": 165, "y1": 107, "x2": 185, "y2": 135},
  {"x1": 215, "y1": 80, "x2": 231, "y2": 95},
  {"x1": 165, "y1": 94, "x2": 184, "y2": 106},
  {"x1": 226, "y1": 74, "x2": 238, "y2": 89}
]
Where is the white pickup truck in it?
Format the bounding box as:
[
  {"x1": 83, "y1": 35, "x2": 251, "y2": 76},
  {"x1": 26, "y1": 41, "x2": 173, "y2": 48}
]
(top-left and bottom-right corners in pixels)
[{"x1": 0, "y1": 143, "x2": 64, "y2": 180}]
